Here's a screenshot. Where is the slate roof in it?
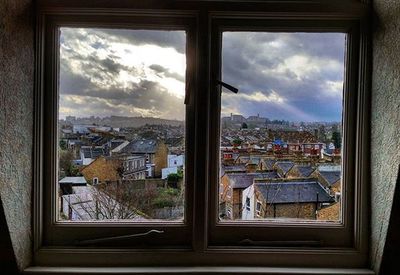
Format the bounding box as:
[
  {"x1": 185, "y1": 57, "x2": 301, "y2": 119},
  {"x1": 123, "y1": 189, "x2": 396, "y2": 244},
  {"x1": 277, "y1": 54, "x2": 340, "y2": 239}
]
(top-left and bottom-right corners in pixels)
[
  {"x1": 121, "y1": 139, "x2": 158, "y2": 154},
  {"x1": 109, "y1": 139, "x2": 126, "y2": 150},
  {"x1": 263, "y1": 159, "x2": 276, "y2": 170},
  {"x1": 275, "y1": 161, "x2": 295, "y2": 175},
  {"x1": 319, "y1": 171, "x2": 341, "y2": 186},
  {"x1": 295, "y1": 165, "x2": 315, "y2": 177},
  {"x1": 227, "y1": 172, "x2": 280, "y2": 189},
  {"x1": 256, "y1": 181, "x2": 333, "y2": 204},
  {"x1": 266, "y1": 130, "x2": 317, "y2": 143},
  {"x1": 220, "y1": 164, "x2": 246, "y2": 177},
  {"x1": 165, "y1": 137, "x2": 184, "y2": 147},
  {"x1": 81, "y1": 147, "x2": 104, "y2": 159},
  {"x1": 59, "y1": 177, "x2": 87, "y2": 186}
]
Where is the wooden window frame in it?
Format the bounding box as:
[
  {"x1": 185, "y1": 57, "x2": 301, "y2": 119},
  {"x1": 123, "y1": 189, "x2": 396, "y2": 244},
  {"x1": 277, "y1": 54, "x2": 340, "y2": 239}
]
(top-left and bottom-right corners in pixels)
[
  {"x1": 209, "y1": 17, "x2": 360, "y2": 246},
  {"x1": 35, "y1": 10, "x2": 198, "y2": 249},
  {"x1": 33, "y1": 0, "x2": 370, "y2": 269}
]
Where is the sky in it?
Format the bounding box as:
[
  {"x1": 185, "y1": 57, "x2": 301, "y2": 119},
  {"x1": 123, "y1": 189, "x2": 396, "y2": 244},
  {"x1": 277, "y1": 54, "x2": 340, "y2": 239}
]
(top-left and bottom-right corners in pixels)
[{"x1": 59, "y1": 28, "x2": 346, "y2": 122}]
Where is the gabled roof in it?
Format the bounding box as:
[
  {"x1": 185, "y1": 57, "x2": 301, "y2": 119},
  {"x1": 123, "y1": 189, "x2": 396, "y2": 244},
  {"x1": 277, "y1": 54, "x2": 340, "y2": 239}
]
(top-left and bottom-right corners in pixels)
[
  {"x1": 220, "y1": 164, "x2": 246, "y2": 177},
  {"x1": 295, "y1": 165, "x2": 315, "y2": 177},
  {"x1": 263, "y1": 159, "x2": 276, "y2": 170},
  {"x1": 109, "y1": 139, "x2": 126, "y2": 150},
  {"x1": 226, "y1": 172, "x2": 280, "y2": 189},
  {"x1": 256, "y1": 181, "x2": 332, "y2": 204},
  {"x1": 275, "y1": 161, "x2": 295, "y2": 175},
  {"x1": 121, "y1": 139, "x2": 158, "y2": 154},
  {"x1": 81, "y1": 146, "x2": 104, "y2": 159},
  {"x1": 319, "y1": 171, "x2": 341, "y2": 186}
]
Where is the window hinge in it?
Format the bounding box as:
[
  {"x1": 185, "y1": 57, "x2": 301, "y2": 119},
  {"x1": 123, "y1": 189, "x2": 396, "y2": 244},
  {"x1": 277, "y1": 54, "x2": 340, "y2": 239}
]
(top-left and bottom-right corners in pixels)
[{"x1": 75, "y1": 229, "x2": 164, "y2": 246}]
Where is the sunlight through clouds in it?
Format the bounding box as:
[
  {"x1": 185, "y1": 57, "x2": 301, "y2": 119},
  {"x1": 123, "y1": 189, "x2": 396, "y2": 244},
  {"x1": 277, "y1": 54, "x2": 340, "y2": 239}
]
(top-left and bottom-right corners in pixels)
[
  {"x1": 59, "y1": 28, "x2": 186, "y2": 120},
  {"x1": 222, "y1": 32, "x2": 346, "y2": 122}
]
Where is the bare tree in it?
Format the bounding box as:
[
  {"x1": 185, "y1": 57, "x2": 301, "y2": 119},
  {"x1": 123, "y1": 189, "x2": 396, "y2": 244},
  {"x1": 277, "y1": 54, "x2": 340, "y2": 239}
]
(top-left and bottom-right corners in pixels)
[{"x1": 64, "y1": 181, "x2": 158, "y2": 220}]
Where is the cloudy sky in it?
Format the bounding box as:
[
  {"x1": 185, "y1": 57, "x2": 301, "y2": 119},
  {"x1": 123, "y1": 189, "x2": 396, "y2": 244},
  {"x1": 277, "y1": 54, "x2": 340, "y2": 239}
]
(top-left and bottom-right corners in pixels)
[
  {"x1": 222, "y1": 32, "x2": 346, "y2": 122},
  {"x1": 59, "y1": 28, "x2": 346, "y2": 122},
  {"x1": 59, "y1": 28, "x2": 186, "y2": 121}
]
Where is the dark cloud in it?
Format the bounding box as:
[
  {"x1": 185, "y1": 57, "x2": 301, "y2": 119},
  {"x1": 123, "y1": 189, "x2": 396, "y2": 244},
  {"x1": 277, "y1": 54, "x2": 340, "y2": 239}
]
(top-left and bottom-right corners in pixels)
[
  {"x1": 149, "y1": 64, "x2": 185, "y2": 82},
  {"x1": 222, "y1": 32, "x2": 346, "y2": 121},
  {"x1": 59, "y1": 28, "x2": 344, "y2": 122},
  {"x1": 59, "y1": 28, "x2": 185, "y2": 120},
  {"x1": 93, "y1": 29, "x2": 186, "y2": 54}
]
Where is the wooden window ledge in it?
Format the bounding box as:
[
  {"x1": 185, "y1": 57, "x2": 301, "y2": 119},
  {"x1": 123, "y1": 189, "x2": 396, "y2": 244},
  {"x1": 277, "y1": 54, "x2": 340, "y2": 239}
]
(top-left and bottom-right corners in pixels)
[{"x1": 24, "y1": 266, "x2": 374, "y2": 275}]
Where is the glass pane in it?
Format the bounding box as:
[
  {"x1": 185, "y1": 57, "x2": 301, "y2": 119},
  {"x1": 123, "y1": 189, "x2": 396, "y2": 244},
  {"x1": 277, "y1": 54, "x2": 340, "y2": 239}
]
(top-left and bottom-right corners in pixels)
[
  {"x1": 58, "y1": 28, "x2": 186, "y2": 221},
  {"x1": 219, "y1": 32, "x2": 345, "y2": 222}
]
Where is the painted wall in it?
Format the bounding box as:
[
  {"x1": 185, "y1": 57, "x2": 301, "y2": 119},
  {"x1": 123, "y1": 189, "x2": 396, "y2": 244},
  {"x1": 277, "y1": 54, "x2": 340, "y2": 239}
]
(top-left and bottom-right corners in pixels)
[
  {"x1": 371, "y1": 0, "x2": 400, "y2": 272},
  {"x1": 0, "y1": 0, "x2": 34, "y2": 271}
]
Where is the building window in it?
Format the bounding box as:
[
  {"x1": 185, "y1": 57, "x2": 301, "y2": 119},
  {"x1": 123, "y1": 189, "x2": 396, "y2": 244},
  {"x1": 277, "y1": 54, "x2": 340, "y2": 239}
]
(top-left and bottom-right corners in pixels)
[
  {"x1": 219, "y1": 30, "x2": 345, "y2": 222},
  {"x1": 92, "y1": 177, "x2": 98, "y2": 185},
  {"x1": 34, "y1": 1, "x2": 370, "y2": 268},
  {"x1": 209, "y1": 15, "x2": 367, "y2": 251},
  {"x1": 256, "y1": 201, "x2": 262, "y2": 217},
  {"x1": 245, "y1": 197, "x2": 251, "y2": 211}
]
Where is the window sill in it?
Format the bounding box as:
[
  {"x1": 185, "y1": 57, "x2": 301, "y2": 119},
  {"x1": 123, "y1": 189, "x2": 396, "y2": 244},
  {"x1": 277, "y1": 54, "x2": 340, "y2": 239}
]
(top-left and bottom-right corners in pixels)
[{"x1": 24, "y1": 266, "x2": 374, "y2": 275}]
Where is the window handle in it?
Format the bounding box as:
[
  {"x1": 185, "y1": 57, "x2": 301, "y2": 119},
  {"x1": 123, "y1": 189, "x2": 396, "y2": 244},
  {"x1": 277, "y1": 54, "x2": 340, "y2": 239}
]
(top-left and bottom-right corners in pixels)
[
  {"x1": 216, "y1": 80, "x2": 239, "y2": 94},
  {"x1": 75, "y1": 229, "x2": 164, "y2": 246},
  {"x1": 239, "y1": 238, "x2": 322, "y2": 247}
]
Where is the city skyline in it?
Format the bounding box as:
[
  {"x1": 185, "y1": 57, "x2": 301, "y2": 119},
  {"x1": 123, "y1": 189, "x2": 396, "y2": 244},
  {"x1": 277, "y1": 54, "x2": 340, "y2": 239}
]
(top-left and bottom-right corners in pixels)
[{"x1": 60, "y1": 113, "x2": 341, "y2": 124}]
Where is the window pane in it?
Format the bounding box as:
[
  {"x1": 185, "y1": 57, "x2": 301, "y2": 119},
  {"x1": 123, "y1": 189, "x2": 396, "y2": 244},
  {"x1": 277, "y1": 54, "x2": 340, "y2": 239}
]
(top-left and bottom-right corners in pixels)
[
  {"x1": 58, "y1": 28, "x2": 186, "y2": 221},
  {"x1": 219, "y1": 32, "x2": 345, "y2": 222}
]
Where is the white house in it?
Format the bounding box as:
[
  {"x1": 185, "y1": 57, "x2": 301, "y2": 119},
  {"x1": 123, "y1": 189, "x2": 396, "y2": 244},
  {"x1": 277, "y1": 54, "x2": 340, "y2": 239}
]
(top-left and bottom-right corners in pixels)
[
  {"x1": 167, "y1": 154, "x2": 184, "y2": 168},
  {"x1": 61, "y1": 186, "x2": 145, "y2": 221},
  {"x1": 162, "y1": 167, "x2": 178, "y2": 179},
  {"x1": 241, "y1": 184, "x2": 256, "y2": 220}
]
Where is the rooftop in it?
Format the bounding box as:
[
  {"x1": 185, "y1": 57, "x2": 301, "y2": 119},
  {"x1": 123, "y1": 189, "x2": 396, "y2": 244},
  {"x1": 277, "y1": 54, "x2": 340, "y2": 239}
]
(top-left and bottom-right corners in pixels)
[{"x1": 255, "y1": 180, "x2": 332, "y2": 204}]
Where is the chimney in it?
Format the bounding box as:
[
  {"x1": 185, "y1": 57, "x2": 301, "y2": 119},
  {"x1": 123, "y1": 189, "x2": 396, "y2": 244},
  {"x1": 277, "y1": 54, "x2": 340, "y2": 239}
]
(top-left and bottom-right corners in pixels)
[{"x1": 246, "y1": 163, "x2": 257, "y2": 173}]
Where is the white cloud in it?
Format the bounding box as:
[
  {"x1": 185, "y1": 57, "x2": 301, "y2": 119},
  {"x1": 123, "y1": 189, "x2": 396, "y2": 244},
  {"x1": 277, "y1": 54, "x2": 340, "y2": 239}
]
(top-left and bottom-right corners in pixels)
[
  {"x1": 59, "y1": 28, "x2": 187, "y2": 119},
  {"x1": 236, "y1": 90, "x2": 285, "y2": 103},
  {"x1": 271, "y1": 55, "x2": 342, "y2": 81}
]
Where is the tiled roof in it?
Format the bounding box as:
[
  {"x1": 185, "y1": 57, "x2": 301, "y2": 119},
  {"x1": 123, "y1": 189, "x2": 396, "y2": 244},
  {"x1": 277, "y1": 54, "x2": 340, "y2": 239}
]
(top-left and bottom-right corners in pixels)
[
  {"x1": 227, "y1": 172, "x2": 280, "y2": 189},
  {"x1": 121, "y1": 139, "x2": 158, "y2": 154},
  {"x1": 266, "y1": 130, "x2": 318, "y2": 143},
  {"x1": 319, "y1": 171, "x2": 341, "y2": 186},
  {"x1": 81, "y1": 147, "x2": 104, "y2": 159},
  {"x1": 220, "y1": 164, "x2": 246, "y2": 177},
  {"x1": 256, "y1": 181, "x2": 332, "y2": 204},
  {"x1": 59, "y1": 177, "x2": 87, "y2": 185},
  {"x1": 109, "y1": 139, "x2": 126, "y2": 150},
  {"x1": 263, "y1": 159, "x2": 276, "y2": 170},
  {"x1": 296, "y1": 165, "x2": 315, "y2": 177},
  {"x1": 275, "y1": 161, "x2": 295, "y2": 175}
]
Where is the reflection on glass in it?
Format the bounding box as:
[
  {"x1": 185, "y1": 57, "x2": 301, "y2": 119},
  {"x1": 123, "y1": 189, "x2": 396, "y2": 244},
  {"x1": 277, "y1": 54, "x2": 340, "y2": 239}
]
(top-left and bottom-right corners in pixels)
[
  {"x1": 219, "y1": 32, "x2": 345, "y2": 222},
  {"x1": 57, "y1": 28, "x2": 186, "y2": 221}
]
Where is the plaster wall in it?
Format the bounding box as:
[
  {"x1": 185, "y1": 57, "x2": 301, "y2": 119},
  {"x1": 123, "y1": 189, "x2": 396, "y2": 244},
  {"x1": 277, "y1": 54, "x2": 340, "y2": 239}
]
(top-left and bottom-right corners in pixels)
[
  {"x1": 0, "y1": 0, "x2": 34, "y2": 270},
  {"x1": 371, "y1": 0, "x2": 400, "y2": 272}
]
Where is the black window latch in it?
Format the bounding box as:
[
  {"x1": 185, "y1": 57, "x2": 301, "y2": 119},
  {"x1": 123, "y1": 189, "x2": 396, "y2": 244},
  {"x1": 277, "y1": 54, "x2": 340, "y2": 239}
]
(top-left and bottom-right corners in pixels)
[{"x1": 216, "y1": 80, "x2": 239, "y2": 94}]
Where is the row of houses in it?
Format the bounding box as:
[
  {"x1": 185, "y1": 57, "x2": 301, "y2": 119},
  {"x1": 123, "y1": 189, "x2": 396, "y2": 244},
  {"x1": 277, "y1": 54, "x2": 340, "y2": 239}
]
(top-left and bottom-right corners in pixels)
[
  {"x1": 222, "y1": 141, "x2": 340, "y2": 161},
  {"x1": 219, "y1": 160, "x2": 341, "y2": 221}
]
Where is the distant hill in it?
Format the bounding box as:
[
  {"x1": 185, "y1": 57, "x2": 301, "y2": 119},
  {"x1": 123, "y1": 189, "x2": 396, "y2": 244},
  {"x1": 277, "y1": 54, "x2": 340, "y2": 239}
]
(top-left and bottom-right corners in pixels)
[{"x1": 63, "y1": 116, "x2": 184, "y2": 128}]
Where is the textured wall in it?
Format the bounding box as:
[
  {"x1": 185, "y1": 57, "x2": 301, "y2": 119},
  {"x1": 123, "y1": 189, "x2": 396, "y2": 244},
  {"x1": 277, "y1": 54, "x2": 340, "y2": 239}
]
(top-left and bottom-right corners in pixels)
[
  {"x1": 0, "y1": 0, "x2": 34, "y2": 270},
  {"x1": 370, "y1": 0, "x2": 400, "y2": 272}
]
